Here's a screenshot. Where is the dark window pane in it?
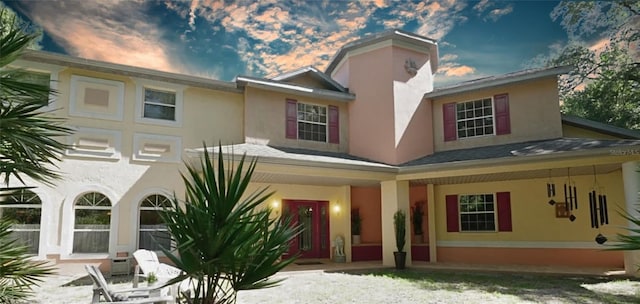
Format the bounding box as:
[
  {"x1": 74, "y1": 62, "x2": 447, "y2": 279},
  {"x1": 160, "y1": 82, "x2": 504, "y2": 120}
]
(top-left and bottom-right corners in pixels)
[{"x1": 144, "y1": 104, "x2": 175, "y2": 120}]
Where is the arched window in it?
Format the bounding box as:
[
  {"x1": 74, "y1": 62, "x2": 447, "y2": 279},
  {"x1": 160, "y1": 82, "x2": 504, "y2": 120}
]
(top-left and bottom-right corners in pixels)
[
  {"x1": 138, "y1": 194, "x2": 171, "y2": 251},
  {"x1": 74, "y1": 192, "x2": 111, "y2": 253},
  {"x1": 0, "y1": 189, "x2": 42, "y2": 254}
]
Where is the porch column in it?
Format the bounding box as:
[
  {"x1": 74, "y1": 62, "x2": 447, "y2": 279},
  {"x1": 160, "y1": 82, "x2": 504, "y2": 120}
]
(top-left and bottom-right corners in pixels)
[
  {"x1": 622, "y1": 161, "x2": 640, "y2": 276},
  {"x1": 427, "y1": 184, "x2": 437, "y2": 262},
  {"x1": 381, "y1": 180, "x2": 411, "y2": 266}
]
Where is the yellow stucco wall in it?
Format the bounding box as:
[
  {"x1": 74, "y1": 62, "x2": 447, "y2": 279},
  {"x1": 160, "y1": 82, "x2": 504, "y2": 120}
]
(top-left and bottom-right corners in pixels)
[
  {"x1": 434, "y1": 170, "x2": 626, "y2": 243},
  {"x1": 562, "y1": 124, "x2": 622, "y2": 140},
  {"x1": 432, "y1": 77, "x2": 563, "y2": 152}
]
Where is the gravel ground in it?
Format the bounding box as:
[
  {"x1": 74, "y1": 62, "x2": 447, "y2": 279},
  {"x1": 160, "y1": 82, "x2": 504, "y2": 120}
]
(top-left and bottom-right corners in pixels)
[{"x1": 30, "y1": 269, "x2": 640, "y2": 304}]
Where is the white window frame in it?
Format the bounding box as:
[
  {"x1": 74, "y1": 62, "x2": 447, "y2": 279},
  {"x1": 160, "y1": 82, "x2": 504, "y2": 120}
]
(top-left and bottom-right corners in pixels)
[
  {"x1": 137, "y1": 194, "x2": 172, "y2": 252},
  {"x1": 133, "y1": 78, "x2": 185, "y2": 127},
  {"x1": 61, "y1": 185, "x2": 119, "y2": 260},
  {"x1": 9, "y1": 60, "x2": 63, "y2": 110},
  {"x1": 297, "y1": 102, "x2": 328, "y2": 142},
  {"x1": 69, "y1": 75, "x2": 125, "y2": 121},
  {"x1": 459, "y1": 193, "x2": 497, "y2": 232},
  {"x1": 456, "y1": 97, "x2": 495, "y2": 139},
  {"x1": 0, "y1": 189, "x2": 43, "y2": 255}
]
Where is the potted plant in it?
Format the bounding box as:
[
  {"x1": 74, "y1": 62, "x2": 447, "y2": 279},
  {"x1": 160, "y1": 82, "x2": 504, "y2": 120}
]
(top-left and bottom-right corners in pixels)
[
  {"x1": 412, "y1": 202, "x2": 424, "y2": 243},
  {"x1": 351, "y1": 210, "x2": 362, "y2": 245},
  {"x1": 393, "y1": 209, "x2": 406, "y2": 270}
]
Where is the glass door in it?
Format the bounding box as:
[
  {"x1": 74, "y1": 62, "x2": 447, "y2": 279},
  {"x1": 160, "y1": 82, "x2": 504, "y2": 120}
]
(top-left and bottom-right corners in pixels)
[{"x1": 283, "y1": 200, "x2": 329, "y2": 259}]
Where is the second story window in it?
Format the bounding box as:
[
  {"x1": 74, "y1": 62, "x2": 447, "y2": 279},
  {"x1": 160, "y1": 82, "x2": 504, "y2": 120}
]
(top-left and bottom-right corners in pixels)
[
  {"x1": 456, "y1": 98, "x2": 494, "y2": 139},
  {"x1": 143, "y1": 88, "x2": 176, "y2": 121},
  {"x1": 297, "y1": 103, "x2": 327, "y2": 142}
]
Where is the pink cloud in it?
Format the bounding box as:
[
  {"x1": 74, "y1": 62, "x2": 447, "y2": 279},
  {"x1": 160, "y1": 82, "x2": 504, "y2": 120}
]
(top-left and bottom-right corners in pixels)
[{"x1": 21, "y1": 1, "x2": 187, "y2": 75}]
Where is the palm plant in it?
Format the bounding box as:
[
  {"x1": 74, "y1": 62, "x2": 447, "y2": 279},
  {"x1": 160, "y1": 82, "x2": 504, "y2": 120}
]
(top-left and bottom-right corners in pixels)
[
  {"x1": 0, "y1": 16, "x2": 67, "y2": 303},
  {"x1": 0, "y1": 26, "x2": 72, "y2": 186},
  {"x1": 608, "y1": 205, "x2": 640, "y2": 251},
  {"x1": 160, "y1": 144, "x2": 300, "y2": 304},
  {"x1": 0, "y1": 218, "x2": 55, "y2": 303}
]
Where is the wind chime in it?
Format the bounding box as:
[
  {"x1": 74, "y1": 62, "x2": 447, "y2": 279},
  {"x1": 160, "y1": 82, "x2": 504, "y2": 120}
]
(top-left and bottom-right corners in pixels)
[
  {"x1": 589, "y1": 166, "x2": 609, "y2": 244},
  {"x1": 546, "y1": 170, "x2": 556, "y2": 206},
  {"x1": 563, "y1": 168, "x2": 578, "y2": 221}
]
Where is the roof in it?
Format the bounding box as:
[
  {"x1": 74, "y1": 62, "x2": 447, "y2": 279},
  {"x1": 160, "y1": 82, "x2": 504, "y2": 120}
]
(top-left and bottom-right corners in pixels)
[
  {"x1": 401, "y1": 137, "x2": 640, "y2": 168},
  {"x1": 562, "y1": 115, "x2": 640, "y2": 139},
  {"x1": 271, "y1": 66, "x2": 348, "y2": 93},
  {"x1": 187, "y1": 143, "x2": 394, "y2": 171},
  {"x1": 325, "y1": 29, "x2": 438, "y2": 75},
  {"x1": 235, "y1": 75, "x2": 355, "y2": 102},
  {"x1": 18, "y1": 50, "x2": 240, "y2": 93},
  {"x1": 424, "y1": 66, "x2": 572, "y2": 99}
]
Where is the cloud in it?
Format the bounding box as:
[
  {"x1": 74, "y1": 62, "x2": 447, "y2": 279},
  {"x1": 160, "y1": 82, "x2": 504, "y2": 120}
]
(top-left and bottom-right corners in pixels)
[
  {"x1": 486, "y1": 6, "x2": 514, "y2": 22},
  {"x1": 472, "y1": 0, "x2": 513, "y2": 22},
  {"x1": 438, "y1": 62, "x2": 476, "y2": 77},
  {"x1": 13, "y1": 1, "x2": 189, "y2": 75},
  {"x1": 176, "y1": 0, "x2": 471, "y2": 77}
]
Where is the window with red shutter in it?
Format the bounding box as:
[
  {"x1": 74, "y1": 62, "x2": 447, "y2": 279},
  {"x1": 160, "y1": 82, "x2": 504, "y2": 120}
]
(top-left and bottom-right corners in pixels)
[
  {"x1": 497, "y1": 192, "x2": 512, "y2": 232},
  {"x1": 285, "y1": 99, "x2": 297, "y2": 139},
  {"x1": 445, "y1": 194, "x2": 459, "y2": 232},
  {"x1": 494, "y1": 94, "x2": 511, "y2": 135},
  {"x1": 328, "y1": 105, "x2": 339, "y2": 144},
  {"x1": 443, "y1": 103, "x2": 457, "y2": 141}
]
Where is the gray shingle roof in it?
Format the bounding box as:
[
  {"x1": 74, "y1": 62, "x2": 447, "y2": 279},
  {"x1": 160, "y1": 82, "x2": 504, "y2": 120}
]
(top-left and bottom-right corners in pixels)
[
  {"x1": 402, "y1": 138, "x2": 640, "y2": 167},
  {"x1": 201, "y1": 143, "x2": 393, "y2": 169},
  {"x1": 562, "y1": 115, "x2": 640, "y2": 139}
]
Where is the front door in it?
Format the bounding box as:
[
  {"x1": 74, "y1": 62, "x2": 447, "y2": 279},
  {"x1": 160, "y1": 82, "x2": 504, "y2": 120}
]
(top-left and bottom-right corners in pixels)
[{"x1": 283, "y1": 200, "x2": 329, "y2": 259}]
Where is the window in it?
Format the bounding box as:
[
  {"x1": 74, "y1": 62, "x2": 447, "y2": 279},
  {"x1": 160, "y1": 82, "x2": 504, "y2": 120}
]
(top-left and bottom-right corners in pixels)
[
  {"x1": 446, "y1": 192, "x2": 512, "y2": 233},
  {"x1": 143, "y1": 88, "x2": 176, "y2": 121},
  {"x1": 456, "y1": 98, "x2": 494, "y2": 138},
  {"x1": 19, "y1": 72, "x2": 51, "y2": 104},
  {"x1": 73, "y1": 192, "x2": 111, "y2": 253},
  {"x1": 134, "y1": 79, "x2": 184, "y2": 127},
  {"x1": 0, "y1": 189, "x2": 41, "y2": 254},
  {"x1": 443, "y1": 94, "x2": 510, "y2": 142},
  {"x1": 138, "y1": 194, "x2": 171, "y2": 251},
  {"x1": 297, "y1": 103, "x2": 327, "y2": 142},
  {"x1": 459, "y1": 194, "x2": 495, "y2": 232},
  {"x1": 286, "y1": 99, "x2": 339, "y2": 143}
]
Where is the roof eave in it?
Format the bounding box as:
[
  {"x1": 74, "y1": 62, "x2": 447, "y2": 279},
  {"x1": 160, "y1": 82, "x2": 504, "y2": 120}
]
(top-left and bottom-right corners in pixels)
[
  {"x1": 184, "y1": 148, "x2": 397, "y2": 173},
  {"x1": 236, "y1": 76, "x2": 355, "y2": 102},
  {"x1": 398, "y1": 144, "x2": 640, "y2": 175},
  {"x1": 325, "y1": 29, "x2": 438, "y2": 75},
  {"x1": 425, "y1": 66, "x2": 573, "y2": 99},
  {"x1": 562, "y1": 115, "x2": 640, "y2": 139},
  {"x1": 20, "y1": 50, "x2": 241, "y2": 93}
]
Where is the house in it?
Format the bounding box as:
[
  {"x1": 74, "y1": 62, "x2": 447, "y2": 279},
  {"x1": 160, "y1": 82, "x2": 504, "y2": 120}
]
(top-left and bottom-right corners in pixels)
[{"x1": 3, "y1": 29, "x2": 640, "y2": 276}]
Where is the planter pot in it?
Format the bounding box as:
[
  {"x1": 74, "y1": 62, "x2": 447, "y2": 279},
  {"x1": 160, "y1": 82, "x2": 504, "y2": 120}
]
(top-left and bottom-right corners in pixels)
[
  {"x1": 393, "y1": 251, "x2": 406, "y2": 270},
  {"x1": 352, "y1": 234, "x2": 361, "y2": 245}
]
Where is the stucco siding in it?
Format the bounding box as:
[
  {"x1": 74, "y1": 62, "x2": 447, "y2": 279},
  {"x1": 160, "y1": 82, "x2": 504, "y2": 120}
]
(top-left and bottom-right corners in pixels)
[{"x1": 432, "y1": 77, "x2": 563, "y2": 152}]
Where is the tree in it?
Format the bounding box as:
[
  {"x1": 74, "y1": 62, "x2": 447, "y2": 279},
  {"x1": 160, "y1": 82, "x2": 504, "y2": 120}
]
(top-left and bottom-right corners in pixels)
[
  {"x1": 0, "y1": 23, "x2": 71, "y2": 186},
  {"x1": 547, "y1": 1, "x2": 639, "y2": 129},
  {"x1": 0, "y1": 14, "x2": 66, "y2": 303},
  {"x1": 0, "y1": 4, "x2": 42, "y2": 50},
  {"x1": 160, "y1": 144, "x2": 300, "y2": 304}
]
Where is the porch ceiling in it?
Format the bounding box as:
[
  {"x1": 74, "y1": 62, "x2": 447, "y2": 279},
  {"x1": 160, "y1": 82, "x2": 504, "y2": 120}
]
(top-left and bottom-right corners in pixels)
[
  {"x1": 409, "y1": 163, "x2": 621, "y2": 185},
  {"x1": 250, "y1": 171, "x2": 382, "y2": 187}
]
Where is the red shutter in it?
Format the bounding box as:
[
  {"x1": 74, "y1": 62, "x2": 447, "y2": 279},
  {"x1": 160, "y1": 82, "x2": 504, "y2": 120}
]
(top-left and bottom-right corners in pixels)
[
  {"x1": 497, "y1": 192, "x2": 512, "y2": 232},
  {"x1": 328, "y1": 105, "x2": 339, "y2": 144},
  {"x1": 443, "y1": 102, "x2": 457, "y2": 141},
  {"x1": 445, "y1": 195, "x2": 459, "y2": 232},
  {"x1": 286, "y1": 99, "x2": 297, "y2": 139},
  {"x1": 494, "y1": 94, "x2": 510, "y2": 135}
]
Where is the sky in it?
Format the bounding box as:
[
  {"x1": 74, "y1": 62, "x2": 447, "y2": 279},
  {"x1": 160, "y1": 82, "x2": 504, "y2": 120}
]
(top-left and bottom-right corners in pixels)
[{"x1": 2, "y1": 0, "x2": 598, "y2": 87}]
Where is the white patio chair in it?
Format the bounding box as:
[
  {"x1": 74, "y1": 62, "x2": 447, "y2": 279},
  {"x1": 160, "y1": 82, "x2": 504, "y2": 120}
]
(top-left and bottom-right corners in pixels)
[
  {"x1": 84, "y1": 264, "x2": 174, "y2": 304},
  {"x1": 133, "y1": 249, "x2": 190, "y2": 298}
]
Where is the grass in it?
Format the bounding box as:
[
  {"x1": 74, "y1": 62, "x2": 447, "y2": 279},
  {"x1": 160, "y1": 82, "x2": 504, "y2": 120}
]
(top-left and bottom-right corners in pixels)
[{"x1": 352, "y1": 268, "x2": 640, "y2": 304}]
